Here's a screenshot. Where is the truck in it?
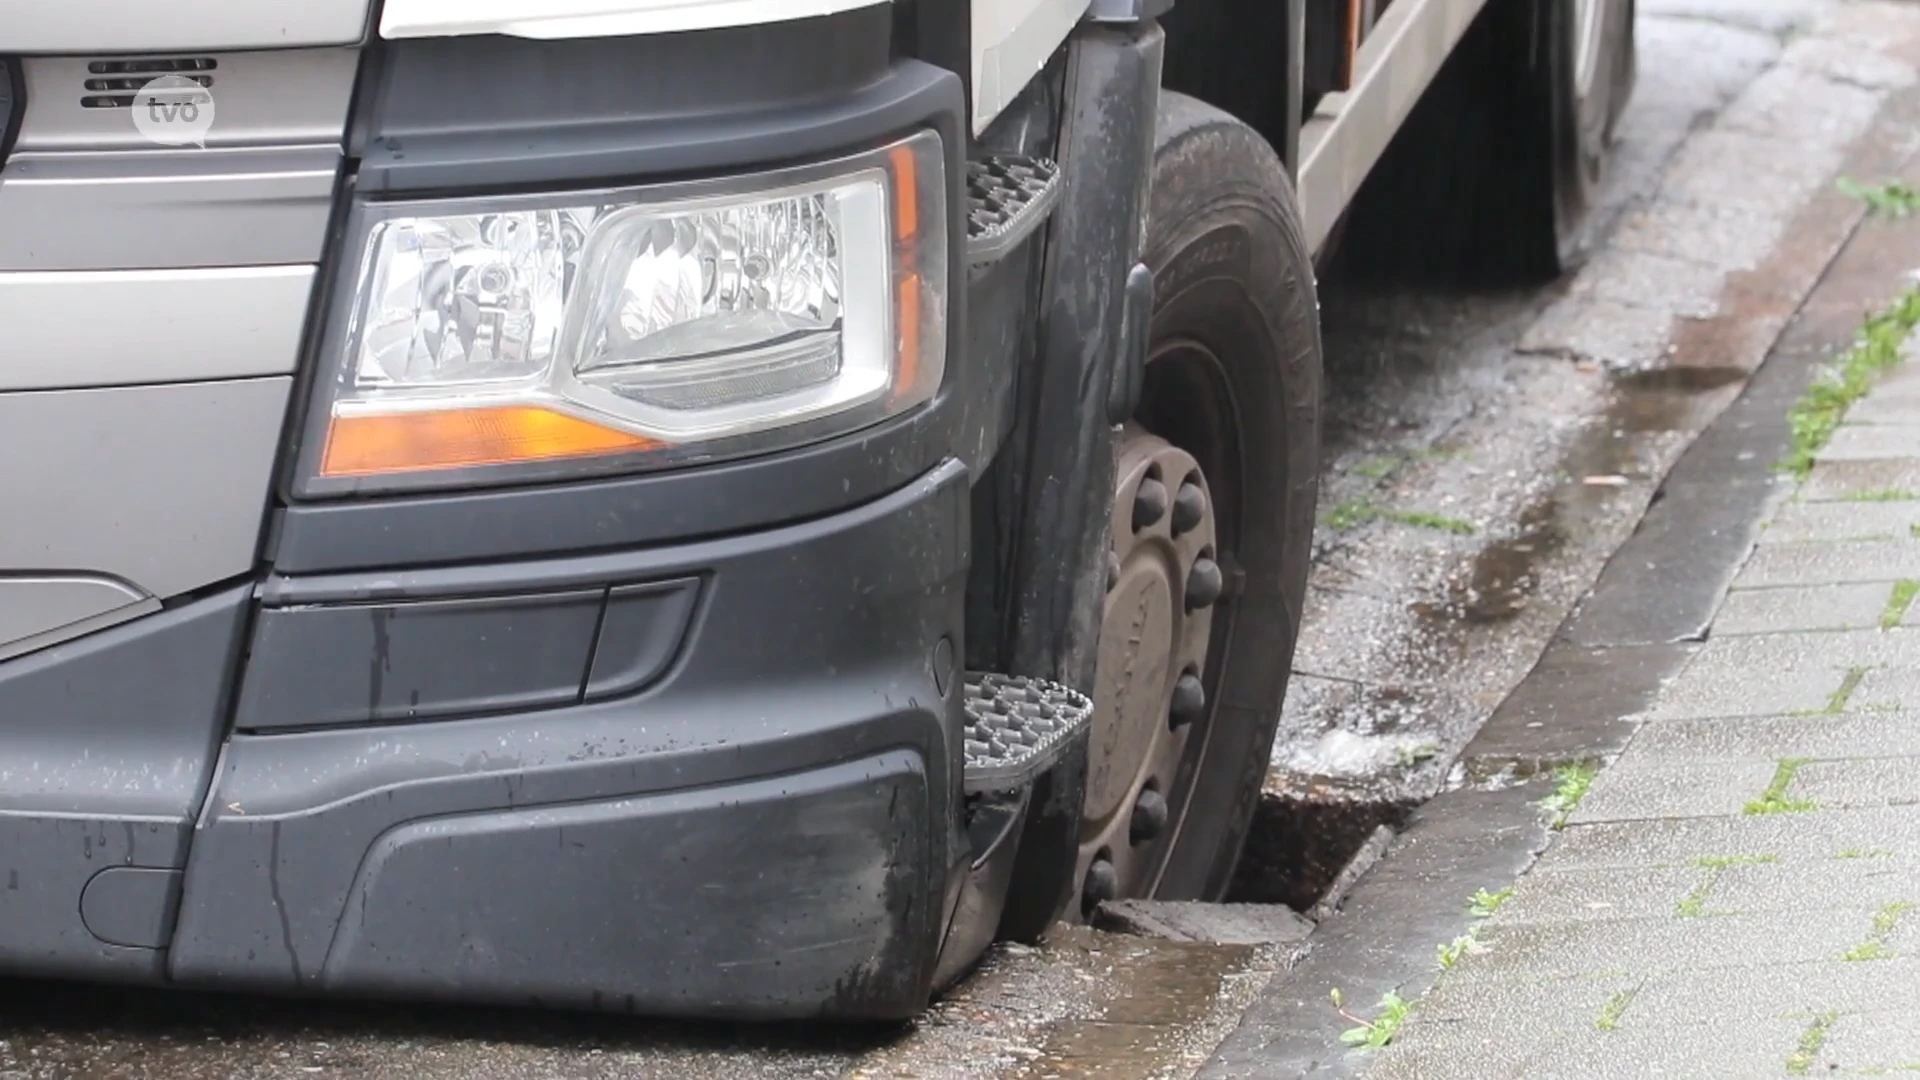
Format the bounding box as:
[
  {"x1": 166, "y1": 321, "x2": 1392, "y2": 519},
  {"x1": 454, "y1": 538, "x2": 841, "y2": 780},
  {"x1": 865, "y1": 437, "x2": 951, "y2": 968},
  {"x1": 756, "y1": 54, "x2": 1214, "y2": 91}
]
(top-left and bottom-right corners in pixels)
[{"x1": 0, "y1": 0, "x2": 1633, "y2": 1020}]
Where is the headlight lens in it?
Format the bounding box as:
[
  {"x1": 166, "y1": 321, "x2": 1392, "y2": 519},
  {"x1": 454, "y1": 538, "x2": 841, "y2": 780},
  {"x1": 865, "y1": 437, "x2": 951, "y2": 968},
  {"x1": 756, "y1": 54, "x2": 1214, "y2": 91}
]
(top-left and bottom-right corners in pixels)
[{"x1": 309, "y1": 131, "x2": 946, "y2": 488}]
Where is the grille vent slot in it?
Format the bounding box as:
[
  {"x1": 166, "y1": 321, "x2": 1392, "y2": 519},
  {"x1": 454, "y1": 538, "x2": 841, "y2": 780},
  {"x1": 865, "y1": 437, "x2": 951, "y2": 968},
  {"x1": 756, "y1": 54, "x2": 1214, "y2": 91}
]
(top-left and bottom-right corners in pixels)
[{"x1": 81, "y1": 57, "x2": 217, "y2": 109}]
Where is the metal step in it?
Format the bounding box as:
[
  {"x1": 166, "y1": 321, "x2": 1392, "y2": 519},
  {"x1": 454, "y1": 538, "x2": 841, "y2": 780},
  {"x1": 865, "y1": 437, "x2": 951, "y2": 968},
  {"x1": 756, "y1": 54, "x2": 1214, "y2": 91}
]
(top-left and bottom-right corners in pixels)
[
  {"x1": 961, "y1": 672, "x2": 1092, "y2": 793},
  {"x1": 964, "y1": 154, "x2": 1063, "y2": 267}
]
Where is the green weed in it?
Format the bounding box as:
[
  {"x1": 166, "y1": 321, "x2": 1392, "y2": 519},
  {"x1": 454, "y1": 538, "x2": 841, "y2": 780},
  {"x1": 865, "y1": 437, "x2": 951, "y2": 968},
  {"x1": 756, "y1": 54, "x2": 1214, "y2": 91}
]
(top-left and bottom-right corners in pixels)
[
  {"x1": 1693, "y1": 854, "x2": 1778, "y2": 870},
  {"x1": 1839, "y1": 177, "x2": 1920, "y2": 218},
  {"x1": 1326, "y1": 498, "x2": 1376, "y2": 531},
  {"x1": 1827, "y1": 667, "x2": 1870, "y2": 715},
  {"x1": 1843, "y1": 901, "x2": 1914, "y2": 962},
  {"x1": 1541, "y1": 763, "x2": 1599, "y2": 828},
  {"x1": 1332, "y1": 988, "x2": 1412, "y2": 1050},
  {"x1": 1781, "y1": 287, "x2": 1920, "y2": 479},
  {"x1": 1355, "y1": 456, "x2": 1400, "y2": 481},
  {"x1": 1468, "y1": 887, "x2": 1515, "y2": 918},
  {"x1": 1746, "y1": 758, "x2": 1818, "y2": 815},
  {"x1": 1787, "y1": 1011, "x2": 1839, "y2": 1074},
  {"x1": 1437, "y1": 934, "x2": 1477, "y2": 969},
  {"x1": 1595, "y1": 987, "x2": 1639, "y2": 1032},
  {"x1": 1884, "y1": 581, "x2": 1918, "y2": 631}
]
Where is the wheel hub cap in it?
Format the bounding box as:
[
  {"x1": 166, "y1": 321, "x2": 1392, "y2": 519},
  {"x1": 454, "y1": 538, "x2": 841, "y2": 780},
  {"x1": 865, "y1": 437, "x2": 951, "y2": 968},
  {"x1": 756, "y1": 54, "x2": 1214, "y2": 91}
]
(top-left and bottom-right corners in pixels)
[{"x1": 1079, "y1": 425, "x2": 1219, "y2": 910}]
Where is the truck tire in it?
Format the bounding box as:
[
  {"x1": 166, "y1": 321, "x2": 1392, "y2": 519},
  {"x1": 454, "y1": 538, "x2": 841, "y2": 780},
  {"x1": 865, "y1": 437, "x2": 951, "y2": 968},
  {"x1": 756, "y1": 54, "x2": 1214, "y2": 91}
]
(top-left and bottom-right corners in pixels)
[
  {"x1": 1071, "y1": 91, "x2": 1322, "y2": 910},
  {"x1": 1328, "y1": 0, "x2": 1635, "y2": 285},
  {"x1": 1546, "y1": 0, "x2": 1637, "y2": 268}
]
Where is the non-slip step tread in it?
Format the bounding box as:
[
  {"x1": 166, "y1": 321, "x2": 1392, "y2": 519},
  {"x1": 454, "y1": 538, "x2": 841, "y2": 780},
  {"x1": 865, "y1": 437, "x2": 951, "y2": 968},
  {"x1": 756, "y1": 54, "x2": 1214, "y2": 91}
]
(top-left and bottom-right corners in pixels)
[
  {"x1": 961, "y1": 672, "x2": 1092, "y2": 792},
  {"x1": 965, "y1": 155, "x2": 1062, "y2": 266}
]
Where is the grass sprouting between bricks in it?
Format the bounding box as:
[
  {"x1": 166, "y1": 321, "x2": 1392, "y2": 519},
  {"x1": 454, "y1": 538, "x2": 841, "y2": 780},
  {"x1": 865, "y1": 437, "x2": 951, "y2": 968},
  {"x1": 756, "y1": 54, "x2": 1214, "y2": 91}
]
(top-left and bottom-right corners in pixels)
[
  {"x1": 1333, "y1": 988, "x2": 1412, "y2": 1050},
  {"x1": 1782, "y1": 286, "x2": 1920, "y2": 480},
  {"x1": 1839, "y1": 177, "x2": 1920, "y2": 218},
  {"x1": 1541, "y1": 763, "x2": 1599, "y2": 828},
  {"x1": 1787, "y1": 1011, "x2": 1839, "y2": 1074},
  {"x1": 1746, "y1": 758, "x2": 1818, "y2": 816},
  {"x1": 1883, "y1": 581, "x2": 1918, "y2": 631},
  {"x1": 1843, "y1": 901, "x2": 1914, "y2": 962}
]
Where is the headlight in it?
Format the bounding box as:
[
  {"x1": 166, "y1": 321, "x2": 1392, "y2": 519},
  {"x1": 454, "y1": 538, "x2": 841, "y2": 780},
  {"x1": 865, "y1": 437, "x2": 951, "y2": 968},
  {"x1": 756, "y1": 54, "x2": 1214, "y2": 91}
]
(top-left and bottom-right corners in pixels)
[{"x1": 305, "y1": 130, "x2": 946, "y2": 490}]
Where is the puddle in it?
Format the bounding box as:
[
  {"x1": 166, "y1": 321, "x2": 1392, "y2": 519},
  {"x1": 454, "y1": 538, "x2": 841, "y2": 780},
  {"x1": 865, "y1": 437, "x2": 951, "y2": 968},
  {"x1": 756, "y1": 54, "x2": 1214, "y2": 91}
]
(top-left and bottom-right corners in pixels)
[
  {"x1": 1608, "y1": 363, "x2": 1748, "y2": 432},
  {"x1": 1413, "y1": 500, "x2": 1564, "y2": 626},
  {"x1": 1004, "y1": 932, "x2": 1271, "y2": 1080}
]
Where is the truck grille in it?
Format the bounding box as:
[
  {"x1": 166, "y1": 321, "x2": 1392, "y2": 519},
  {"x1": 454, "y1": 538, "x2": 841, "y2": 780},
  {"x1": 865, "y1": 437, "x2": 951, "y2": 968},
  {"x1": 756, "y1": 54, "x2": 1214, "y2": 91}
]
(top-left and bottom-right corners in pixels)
[{"x1": 80, "y1": 57, "x2": 216, "y2": 109}]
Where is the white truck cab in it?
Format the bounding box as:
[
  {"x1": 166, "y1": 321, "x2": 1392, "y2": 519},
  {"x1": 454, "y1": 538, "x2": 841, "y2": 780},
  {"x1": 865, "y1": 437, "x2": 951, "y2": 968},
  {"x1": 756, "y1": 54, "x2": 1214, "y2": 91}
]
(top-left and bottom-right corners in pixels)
[{"x1": 0, "y1": 0, "x2": 1631, "y2": 1018}]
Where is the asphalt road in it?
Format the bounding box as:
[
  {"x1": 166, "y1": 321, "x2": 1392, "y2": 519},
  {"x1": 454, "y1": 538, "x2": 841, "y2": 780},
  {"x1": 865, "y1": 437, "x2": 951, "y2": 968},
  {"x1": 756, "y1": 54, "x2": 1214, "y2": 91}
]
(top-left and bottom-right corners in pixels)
[{"x1": 0, "y1": 7, "x2": 1808, "y2": 1078}]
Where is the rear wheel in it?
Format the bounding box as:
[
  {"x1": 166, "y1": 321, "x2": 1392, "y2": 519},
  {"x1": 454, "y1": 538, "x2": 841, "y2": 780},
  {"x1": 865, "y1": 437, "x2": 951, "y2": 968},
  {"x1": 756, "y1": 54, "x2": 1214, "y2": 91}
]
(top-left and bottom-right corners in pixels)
[
  {"x1": 1075, "y1": 92, "x2": 1323, "y2": 911},
  {"x1": 1329, "y1": 0, "x2": 1636, "y2": 285}
]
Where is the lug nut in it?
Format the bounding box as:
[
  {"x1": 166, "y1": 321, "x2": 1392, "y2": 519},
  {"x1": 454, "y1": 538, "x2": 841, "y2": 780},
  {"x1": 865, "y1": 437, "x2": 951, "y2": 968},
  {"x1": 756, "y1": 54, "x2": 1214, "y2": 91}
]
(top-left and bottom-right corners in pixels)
[
  {"x1": 1185, "y1": 557, "x2": 1223, "y2": 611},
  {"x1": 1132, "y1": 477, "x2": 1168, "y2": 531},
  {"x1": 1169, "y1": 672, "x2": 1205, "y2": 728},
  {"x1": 1082, "y1": 858, "x2": 1119, "y2": 914},
  {"x1": 1172, "y1": 481, "x2": 1206, "y2": 535},
  {"x1": 1106, "y1": 550, "x2": 1121, "y2": 592},
  {"x1": 1130, "y1": 787, "x2": 1169, "y2": 845}
]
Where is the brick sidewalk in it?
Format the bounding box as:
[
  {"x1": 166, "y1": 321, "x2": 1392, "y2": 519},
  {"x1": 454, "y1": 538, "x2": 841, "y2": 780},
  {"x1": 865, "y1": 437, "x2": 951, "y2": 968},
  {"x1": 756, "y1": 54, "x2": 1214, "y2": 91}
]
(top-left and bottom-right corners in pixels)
[{"x1": 1357, "y1": 345, "x2": 1920, "y2": 1075}]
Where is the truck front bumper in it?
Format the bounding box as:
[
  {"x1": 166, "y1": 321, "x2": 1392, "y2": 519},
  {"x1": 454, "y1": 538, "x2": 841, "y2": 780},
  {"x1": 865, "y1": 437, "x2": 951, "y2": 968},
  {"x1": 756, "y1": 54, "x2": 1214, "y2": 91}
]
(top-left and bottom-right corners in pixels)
[
  {"x1": 0, "y1": 460, "x2": 968, "y2": 1020},
  {"x1": 177, "y1": 459, "x2": 969, "y2": 1019}
]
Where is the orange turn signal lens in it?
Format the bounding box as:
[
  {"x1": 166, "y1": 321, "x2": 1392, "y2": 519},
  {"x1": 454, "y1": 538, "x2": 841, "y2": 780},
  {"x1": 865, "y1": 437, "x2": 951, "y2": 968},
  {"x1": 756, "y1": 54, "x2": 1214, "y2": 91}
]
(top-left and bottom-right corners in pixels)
[{"x1": 320, "y1": 406, "x2": 658, "y2": 478}]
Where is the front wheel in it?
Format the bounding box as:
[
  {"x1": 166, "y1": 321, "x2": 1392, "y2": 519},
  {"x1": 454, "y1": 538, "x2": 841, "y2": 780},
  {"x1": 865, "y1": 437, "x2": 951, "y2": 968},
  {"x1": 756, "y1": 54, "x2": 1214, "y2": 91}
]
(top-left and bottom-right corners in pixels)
[{"x1": 1073, "y1": 92, "x2": 1323, "y2": 911}]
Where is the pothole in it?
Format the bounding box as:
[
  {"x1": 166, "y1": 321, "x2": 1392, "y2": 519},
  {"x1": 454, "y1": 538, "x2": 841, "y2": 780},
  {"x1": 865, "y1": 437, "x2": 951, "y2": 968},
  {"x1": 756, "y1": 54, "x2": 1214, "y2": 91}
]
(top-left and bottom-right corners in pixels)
[{"x1": 1224, "y1": 779, "x2": 1419, "y2": 912}]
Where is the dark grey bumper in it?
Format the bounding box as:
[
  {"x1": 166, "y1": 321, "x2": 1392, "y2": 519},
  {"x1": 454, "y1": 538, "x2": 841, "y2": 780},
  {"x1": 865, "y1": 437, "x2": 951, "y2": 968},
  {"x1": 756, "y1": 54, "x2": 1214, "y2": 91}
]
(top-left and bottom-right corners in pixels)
[{"x1": 0, "y1": 460, "x2": 970, "y2": 1020}]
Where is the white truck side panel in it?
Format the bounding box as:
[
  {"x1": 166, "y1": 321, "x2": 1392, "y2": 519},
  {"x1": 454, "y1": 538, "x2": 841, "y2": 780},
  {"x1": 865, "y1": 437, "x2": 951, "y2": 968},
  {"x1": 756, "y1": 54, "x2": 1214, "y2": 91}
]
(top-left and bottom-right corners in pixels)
[{"x1": 972, "y1": 0, "x2": 1089, "y2": 133}]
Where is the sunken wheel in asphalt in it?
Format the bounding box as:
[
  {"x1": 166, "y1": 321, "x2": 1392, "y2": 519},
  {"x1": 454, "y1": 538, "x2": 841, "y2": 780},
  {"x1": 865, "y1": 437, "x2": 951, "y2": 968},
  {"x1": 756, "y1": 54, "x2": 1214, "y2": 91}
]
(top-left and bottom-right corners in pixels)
[{"x1": 1076, "y1": 91, "x2": 1324, "y2": 910}]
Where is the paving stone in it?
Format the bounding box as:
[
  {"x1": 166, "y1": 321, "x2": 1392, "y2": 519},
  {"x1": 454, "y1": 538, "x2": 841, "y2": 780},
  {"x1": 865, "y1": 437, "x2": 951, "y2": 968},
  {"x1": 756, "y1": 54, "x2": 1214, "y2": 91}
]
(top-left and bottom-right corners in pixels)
[
  {"x1": 1760, "y1": 501, "x2": 1920, "y2": 543},
  {"x1": 1884, "y1": 356, "x2": 1920, "y2": 390},
  {"x1": 1670, "y1": 627, "x2": 1918, "y2": 680},
  {"x1": 1822, "y1": 423, "x2": 1920, "y2": 461},
  {"x1": 1661, "y1": 129, "x2": 1840, "y2": 218},
  {"x1": 1805, "y1": 459, "x2": 1920, "y2": 502},
  {"x1": 1782, "y1": 33, "x2": 1920, "y2": 89},
  {"x1": 1711, "y1": 854, "x2": 1920, "y2": 916},
  {"x1": 1819, "y1": 1009, "x2": 1920, "y2": 1075},
  {"x1": 1413, "y1": 970, "x2": 1639, "y2": 1026},
  {"x1": 1718, "y1": 62, "x2": 1885, "y2": 146},
  {"x1": 1794, "y1": 757, "x2": 1920, "y2": 809},
  {"x1": 1715, "y1": 582, "x2": 1896, "y2": 632},
  {"x1": 1853, "y1": 664, "x2": 1920, "y2": 713},
  {"x1": 1517, "y1": 295, "x2": 1675, "y2": 368},
  {"x1": 1568, "y1": 760, "x2": 1780, "y2": 823},
  {"x1": 1465, "y1": 910, "x2": 1869, "y2": 981},
  {"x1": 1546, "y1": 805, "x2": 1920, "y2": 870},
  {"x1": 1733, "y1": 538, "x2": 1920, "y2": 586},
  {"x1": 1822, "y1": 0, "x2": 1920, "y2": 48},
  {"x1": 1479, "y1": 856, "x2": 1920, "y2": 924},
  {"x1": 1640, "y1": 0, "x2": 1828, "y2": 36},
  {"x1": 1620, "y1": 711, "x2": 1920, "y2": 763},
  {"x1": 1361, "y1": 1018, "x2": 1559, "y2": 1080},
  {"x1": 1647, "y1": 647, "x2": 1868, "y2": 719},
  {"x1": 1484, "y1": 864, "x2": 1720, "y2": 924},
  {"x1": 1567, "y1": 248, "x2": 1728, "y2": 319},
  {"x1": 1852, "y1": 386, "x2": 1920, "y2": 424},
  {"x1": 1092, "y1": 901, "x2": 1314, "y2": 945},
  {"x1": 1609, "y1": 197, "x2": 1783, "y2": 272},
  {"x1": 1632, "y1": 957, "x2": 1920, "y2": 1020},
  {"x1": 1537, "y1": 1019, "x2": 1806, "y2": 1080}
]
